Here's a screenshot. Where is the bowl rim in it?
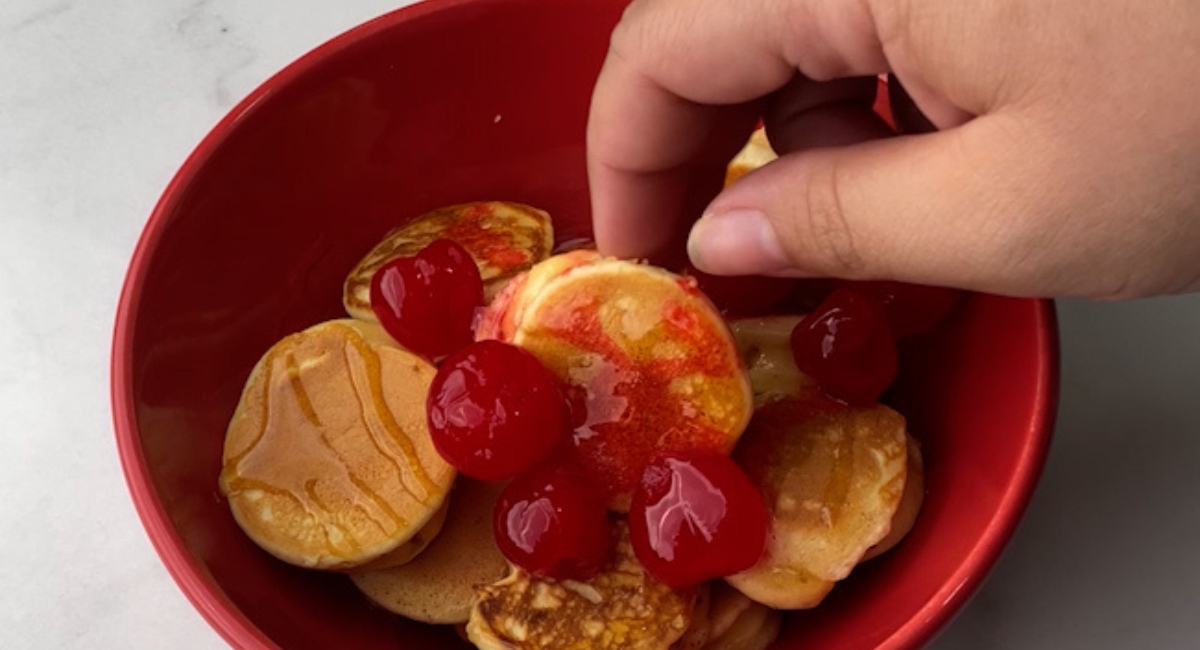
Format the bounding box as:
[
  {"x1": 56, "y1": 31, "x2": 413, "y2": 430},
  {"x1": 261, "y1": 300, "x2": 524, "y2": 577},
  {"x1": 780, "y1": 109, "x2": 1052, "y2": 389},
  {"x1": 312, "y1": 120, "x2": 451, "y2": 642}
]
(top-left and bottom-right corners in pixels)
[
  {"x1": 109, "y1": 0, "x2": 1061, "y2": 647},
  {"x1": 110, "y1": 1, "x2": 486, "y2": 648},
  {"x1": 885, "y1": 300, "x2": 1059, "y2": 649}
]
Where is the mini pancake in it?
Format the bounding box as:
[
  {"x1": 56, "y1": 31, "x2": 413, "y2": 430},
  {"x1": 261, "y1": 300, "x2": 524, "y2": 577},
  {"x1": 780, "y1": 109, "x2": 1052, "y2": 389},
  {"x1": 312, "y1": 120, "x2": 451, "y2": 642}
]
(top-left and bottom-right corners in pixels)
[
  {"x1": 474, "y1": 250, "x2": 599, "y2": 343},
  {"x1": 730, "y1": 314, "x2": 924, "y2": 569},
  {"x1": 350, "y1": 478, "x2": 511, "y2": 624},
  {"x1": 724, "y1": 127, "x2": 776, "y2": 187},
  {"x1": 671, "y1": 582, "x2": 778, "y2": 650},
  {"x1": 727, "y1": 397, "x2": 908, "y2": 609},
  {"x1": 862, "y1": 433, "x2": 925, "y2": 562},
  {"x1": 671, "y1": 583, "x2": 712, "y2": 650},
  {"x1": 219, "y1": 319, "x2": 456, "y2": 570},
  {"x1": 468, "y1": 518, "x2": 697, "y2": 650},
  {"x1": 704, "y1": 582, "x2": 755, "y2": 642},
  {"x1": 343, "y1": 201, "x2": 554, "y2": 320},
  {"x1": 728, "y1": 315, "x2": 816, "y2": 407},
  {"x1": 702, "y1": 599, "x2": 781, "y2": 650},
  {"x1": 352, "y1": 496, "x2": 449, "y2": 572},
  {"x1": 477, "y1": 251, "x2": 753, "y2": 510}
]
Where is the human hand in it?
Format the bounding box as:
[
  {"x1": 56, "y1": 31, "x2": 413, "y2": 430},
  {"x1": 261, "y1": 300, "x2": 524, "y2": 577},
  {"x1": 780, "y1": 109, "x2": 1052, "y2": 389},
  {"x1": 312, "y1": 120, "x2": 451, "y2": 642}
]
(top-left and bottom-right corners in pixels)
[{"x1": 586, "y1": 0, "x2": 1200, "y2": 299}]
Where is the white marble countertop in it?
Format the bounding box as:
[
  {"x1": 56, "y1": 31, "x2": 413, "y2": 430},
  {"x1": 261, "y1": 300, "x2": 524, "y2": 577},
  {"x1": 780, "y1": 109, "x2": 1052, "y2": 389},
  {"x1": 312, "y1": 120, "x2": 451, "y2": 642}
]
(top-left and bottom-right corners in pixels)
[{"x1": 2, "y1": 1, "x2": 1198, "y2": 648}]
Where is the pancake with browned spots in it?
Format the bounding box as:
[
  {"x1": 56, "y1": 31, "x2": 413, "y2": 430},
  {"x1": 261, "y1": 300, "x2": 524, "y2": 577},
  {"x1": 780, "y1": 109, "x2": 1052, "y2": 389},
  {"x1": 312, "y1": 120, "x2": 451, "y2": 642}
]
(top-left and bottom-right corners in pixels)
[{"x1": 467, "y1": 519, "x2": 697, "y2": 650}]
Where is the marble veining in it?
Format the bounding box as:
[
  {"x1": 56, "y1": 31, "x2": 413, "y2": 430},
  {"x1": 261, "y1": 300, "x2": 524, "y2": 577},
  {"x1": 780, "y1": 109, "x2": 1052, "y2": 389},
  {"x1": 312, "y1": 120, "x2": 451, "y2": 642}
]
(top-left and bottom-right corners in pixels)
[
  {"x1": 172, "y1": 0, "x2": 258, "y2": 107},
  {"x1": 4, "y1": 1, "x2": 73, "y2": 34}
]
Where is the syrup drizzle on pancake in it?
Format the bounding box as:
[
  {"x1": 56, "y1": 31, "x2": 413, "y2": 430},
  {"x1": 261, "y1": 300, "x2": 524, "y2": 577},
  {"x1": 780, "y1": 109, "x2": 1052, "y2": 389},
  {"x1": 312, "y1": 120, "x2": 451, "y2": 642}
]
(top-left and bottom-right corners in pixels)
[{"x1": 220, "y1": 321, "x2": 451, "y2": 566}]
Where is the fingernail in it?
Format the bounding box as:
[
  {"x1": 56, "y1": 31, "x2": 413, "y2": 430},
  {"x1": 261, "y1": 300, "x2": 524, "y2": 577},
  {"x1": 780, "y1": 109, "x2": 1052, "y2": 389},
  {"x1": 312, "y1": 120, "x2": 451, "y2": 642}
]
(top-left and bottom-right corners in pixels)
[{"x1": 688, "y1": 208, "x2": 793, "y2": 275}]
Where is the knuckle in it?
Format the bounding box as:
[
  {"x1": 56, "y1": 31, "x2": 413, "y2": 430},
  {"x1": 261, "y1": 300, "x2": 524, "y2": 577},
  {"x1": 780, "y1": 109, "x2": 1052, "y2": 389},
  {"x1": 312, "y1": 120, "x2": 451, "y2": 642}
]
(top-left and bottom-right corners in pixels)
[
  {"x1": 610, "y1": 0, "x2": 681, "y2": 61},
  {"x1": 799, "y1": 161, "x2": 868, "y2": 276}
]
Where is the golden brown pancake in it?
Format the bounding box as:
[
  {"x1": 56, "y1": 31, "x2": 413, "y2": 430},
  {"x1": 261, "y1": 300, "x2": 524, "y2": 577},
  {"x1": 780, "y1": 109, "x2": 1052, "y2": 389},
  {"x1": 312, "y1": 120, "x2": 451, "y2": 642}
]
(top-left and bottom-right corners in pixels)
[
  {"x1": 702, "y1": 599, "x2": 781, "y2": 650},
  {"x1": 350, "y1": 478, "x2": 511, "y2": 624},
  {"x1": 728, "y1": 315, "x2": 816, "y2": 407},
  {"x1": 727, "y1": 397, "x2": 908, "y2": 609},
  {"x1": 467, "y1": 519, "x2": 697, "y2": 650},
  {"x1": 219, "y1": 319, "x2": 456, "y2": 570},
  {"x1": 704, "y1": 582, "x2": 755, "y2": 642},
  {"x1": 350, "y1": 496, "x2": 449, "y2": 572},
  {"x1": 671, "y1": 583, "x2": 712, "y2": 650},
  {"x1": 724, "y1": 128, "x2": 776, "y2": 187},
  {"x1": 344, "y1": 201, "x2": 554, "y2": 320},
  {"x1": 675, "y1": 582, "x2": 782, "y2": 650},
  {"x1": 477, "y1": 252, "x2": 754, "y2": 511},
  {"x1": 730, "y1": 314, "x2": 924, "y2": 561},
  {"x1": 862, "y1": 433, "x2": 925, "y2": 561}
]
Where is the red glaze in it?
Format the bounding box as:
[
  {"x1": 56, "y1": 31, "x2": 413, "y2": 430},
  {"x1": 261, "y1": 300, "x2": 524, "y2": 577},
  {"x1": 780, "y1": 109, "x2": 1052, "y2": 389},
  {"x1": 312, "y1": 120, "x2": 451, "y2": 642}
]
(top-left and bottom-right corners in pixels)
[
  {"x1": 684, "y1": 263, "x2": 796, "y2": 317},
  {"x1": 493, "y1": 461, "x2": 610, "y2": 580},
  {"x1": 791, "y1": 288, "x2": 899, "y2": 405},
  {"x1": 535, "y1": 287, "x2": 745, "y2": 508},
  {"x1": 111, "y1": 1, "x2": 1058, "y2": 649},
  {"x1": 444, "y1": 203, "x2": 536, "y2": 268},
  {"x1": 370, "y1": 239, "x2": 482, "y2": 359},
  {"x1": 839, "y1": 280, "x2": 963, "y2": 339},
  {"x1": 427, "y1": 340, "x2": 566, "y2": 481},
  {"x1": 629, "y1": 451, "x2": 767, "y2": 588}
]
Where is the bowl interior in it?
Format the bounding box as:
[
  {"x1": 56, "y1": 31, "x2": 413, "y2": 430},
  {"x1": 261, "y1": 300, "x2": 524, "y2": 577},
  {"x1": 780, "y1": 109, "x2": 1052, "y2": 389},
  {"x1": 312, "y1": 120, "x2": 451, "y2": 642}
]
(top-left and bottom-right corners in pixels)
[{"x1": 113, "y1": 0, "x2": 1056, "y2": 648}]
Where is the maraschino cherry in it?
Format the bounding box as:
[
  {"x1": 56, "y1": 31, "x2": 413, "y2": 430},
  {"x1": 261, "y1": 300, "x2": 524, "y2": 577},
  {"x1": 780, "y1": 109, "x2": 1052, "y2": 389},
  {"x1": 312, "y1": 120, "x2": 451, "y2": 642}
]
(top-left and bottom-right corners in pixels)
[
  {"x1": 837, "y1": 280, "x2": 961, "y2": 338},
  {"x1": 790, "y1": 288, "x2": 898, "y2": 405},
  {"x1": 493, "y1": 461, "x2": 610, "y2": 580},
  {"x1": 426, "y1": 340, "x2": 566, "y2": 481},
  {"x1": 370, "y1": 239, "x2": 483, "y2": 359},
  {"x1": 628, "y1": 451, "x2": 768, "y2": 588}
]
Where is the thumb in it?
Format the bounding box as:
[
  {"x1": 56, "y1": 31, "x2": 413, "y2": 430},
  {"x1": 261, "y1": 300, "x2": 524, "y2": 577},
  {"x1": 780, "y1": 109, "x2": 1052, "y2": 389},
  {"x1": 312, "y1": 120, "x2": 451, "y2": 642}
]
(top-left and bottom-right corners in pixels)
[{"x1": 687, "y1": 117, "x2": 1064, "y2": 296}]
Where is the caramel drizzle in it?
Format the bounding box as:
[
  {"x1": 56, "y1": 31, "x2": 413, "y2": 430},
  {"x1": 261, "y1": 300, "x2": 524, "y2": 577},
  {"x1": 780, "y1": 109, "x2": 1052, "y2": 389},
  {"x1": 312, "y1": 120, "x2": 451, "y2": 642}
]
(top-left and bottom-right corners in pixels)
[
  {"x1": 222, "y1": 324, "x2": 441, "y2": 559},
  {"x1": 285, "y1": 352, "x2": 323, "y2": 427},
  {"x1": 337, "y1": 324, "x2": 439, "y2": 497},
  {"x1": 305, "y1": 477, "x2": 364, "y2": 557}
]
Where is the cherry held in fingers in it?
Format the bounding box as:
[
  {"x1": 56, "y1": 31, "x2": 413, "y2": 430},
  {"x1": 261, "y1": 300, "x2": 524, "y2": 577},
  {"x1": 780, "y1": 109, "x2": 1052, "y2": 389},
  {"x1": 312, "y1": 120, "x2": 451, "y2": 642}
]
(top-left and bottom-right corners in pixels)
[
  {"x1": 837, "y1": 280, "x2": 962, "y2": 338},
  {"x1": 791, "y1": 288, "x2": 898, "y2": 406}
]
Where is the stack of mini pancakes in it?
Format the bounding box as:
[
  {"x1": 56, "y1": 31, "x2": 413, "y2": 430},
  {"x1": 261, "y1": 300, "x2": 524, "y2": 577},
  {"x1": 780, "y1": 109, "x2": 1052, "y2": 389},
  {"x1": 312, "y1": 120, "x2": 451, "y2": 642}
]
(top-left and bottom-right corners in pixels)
[{"x1": 217, "y1": 129, "x2": 925, "y2": 650}]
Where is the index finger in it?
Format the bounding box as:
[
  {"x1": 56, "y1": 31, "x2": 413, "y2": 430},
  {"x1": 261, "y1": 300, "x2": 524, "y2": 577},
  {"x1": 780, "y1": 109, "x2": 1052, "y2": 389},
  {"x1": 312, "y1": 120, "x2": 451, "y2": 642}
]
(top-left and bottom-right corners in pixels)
[{"x1": 586, "y1": 0, "x2": 889, "y2": 257}]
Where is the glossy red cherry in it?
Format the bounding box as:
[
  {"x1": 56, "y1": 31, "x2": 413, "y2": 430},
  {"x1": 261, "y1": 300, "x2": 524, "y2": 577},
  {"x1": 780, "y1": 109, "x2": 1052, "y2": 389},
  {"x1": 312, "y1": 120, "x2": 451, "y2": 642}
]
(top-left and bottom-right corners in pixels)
[
  {"x1": 426, "y1": 340, "x2": 566, "y2": 481},
  {"x1": 628, "y1": 451, "x2": 768, "y2": 588},
  {"x1": 837, "y1": 280, "x2": 962, "y2": 338},
  {"x1": 370, "y1": 239, "x2": 483, "y2": 359},
  {"x1": 493, "y1": 461, "x2": 610, "y2": 580},
  {"x1": 790, "y1": 288, "x2": 898, "y2": 405},
  {"x1": 684, "y1": 263, "x2": 796, "y2": 317}
]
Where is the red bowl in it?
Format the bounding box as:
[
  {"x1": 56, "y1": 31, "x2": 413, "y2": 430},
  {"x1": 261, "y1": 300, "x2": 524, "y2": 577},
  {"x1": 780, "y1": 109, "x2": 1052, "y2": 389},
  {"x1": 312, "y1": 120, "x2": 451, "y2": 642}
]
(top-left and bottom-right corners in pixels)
[{"x1": 111, "y1": 0, "x2": 1058, "y2": 648}]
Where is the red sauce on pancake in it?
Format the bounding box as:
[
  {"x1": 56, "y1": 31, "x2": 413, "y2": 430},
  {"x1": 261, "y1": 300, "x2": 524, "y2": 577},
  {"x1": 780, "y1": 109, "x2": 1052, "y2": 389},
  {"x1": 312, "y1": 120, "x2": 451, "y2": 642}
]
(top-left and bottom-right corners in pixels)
[
  {"x1": 444, "y1": 203, "x2": 533, "y2": 269},
  {"x1": 534, "y1": 290, "x2": 742, "y2": 508}
]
